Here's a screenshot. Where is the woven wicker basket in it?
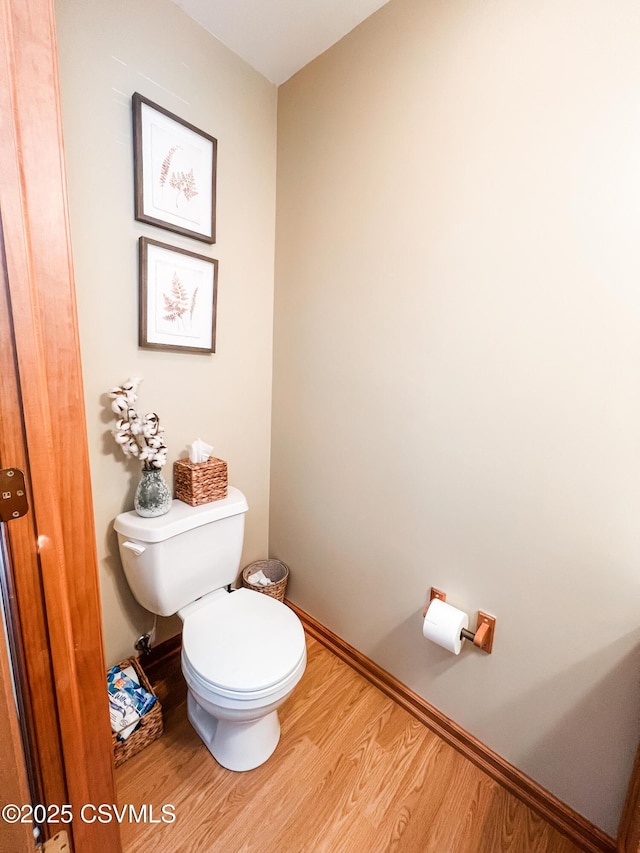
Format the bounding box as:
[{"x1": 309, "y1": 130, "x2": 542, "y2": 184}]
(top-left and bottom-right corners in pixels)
[
  {"x1": 174, "y1": 457, "x2": 228, "y2": 506},
  {"x1": 241, "y1": 560, "x2": 289, "y2": 602},
  {"x1": 111, "y1": 657, "x2": 163, "y2": 767}
]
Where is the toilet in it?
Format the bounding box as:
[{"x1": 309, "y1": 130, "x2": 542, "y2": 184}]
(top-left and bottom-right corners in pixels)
[{"x1": 114, "y1": 487, "x2": 307, "y2": 771}]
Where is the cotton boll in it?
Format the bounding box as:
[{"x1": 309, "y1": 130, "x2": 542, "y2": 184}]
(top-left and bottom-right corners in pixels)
[
  {"x1": 111, "y1": 397, "x2": 128, "y2": 415},
  {"x1": 107, "y1": 376, "x2": 168, "y2": 470},
  {"x1": 142, "y1": 413, "x2": 159, "y2": 437},
  {"x1": 152, "y1": 448, "x2": 168, "y2": 468},
  {"x1": 122, "y1": 377, "x2": 142, "y2": 403},
  {"x1": 122, "y1": 377, "x2": 142, "y2": 392}
]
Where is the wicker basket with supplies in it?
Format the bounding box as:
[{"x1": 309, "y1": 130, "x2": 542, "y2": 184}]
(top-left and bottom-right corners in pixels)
[{"x1": 109, "y1": 657, "x2": 163, "y2": 767}]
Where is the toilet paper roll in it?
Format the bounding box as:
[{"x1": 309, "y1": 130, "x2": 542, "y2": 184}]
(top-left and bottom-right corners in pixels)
[{"x1": 422, "y1": 598, "x2": 469, "y2": 655}]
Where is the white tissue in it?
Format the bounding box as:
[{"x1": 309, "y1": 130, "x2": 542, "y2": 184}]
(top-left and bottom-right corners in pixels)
[
  {"x1": 122, "y1": 665, "x2": 140, "y2": 685},
  {"x1": 248, "y1": 569, "x2": 273, "y2": 586},
  {"x1": 189, "y1": 438, "x2": 214, "y2": 463}
]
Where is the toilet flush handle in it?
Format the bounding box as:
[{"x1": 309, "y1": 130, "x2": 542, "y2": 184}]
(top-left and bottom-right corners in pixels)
[{"x1": 121, "y1": 540, "x2": 145, "y2": 556}]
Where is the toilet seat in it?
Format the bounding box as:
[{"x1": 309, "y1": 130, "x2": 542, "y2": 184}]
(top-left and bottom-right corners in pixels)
[{"x1": 182, "y1": 588, "x2": 306, "y2": 700}]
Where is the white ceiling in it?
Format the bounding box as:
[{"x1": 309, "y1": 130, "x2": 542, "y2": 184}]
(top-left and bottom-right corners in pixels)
[{"x1": 169, "y1": 0, "x2": 390, "y2": 85}]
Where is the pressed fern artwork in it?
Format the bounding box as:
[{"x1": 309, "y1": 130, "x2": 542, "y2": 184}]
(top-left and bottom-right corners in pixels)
[
  {"x1": 161, "y1": 274, "x2": 200, "y2": 333},
  {"x1": 133, "y1": 92, "x2": 217, "y2": 243},
  {"x1": 168, "y1": 167, "x2": 199, "y2": 205},
  {"x1": 159, "y1": 145, "x2": 199, "y2": 207},
  {"x1": 162, "y1": 273, "x2": 189, "y2": 321},
  {"x1": 159, "y1": 145, "x2": 178, "y2": 187},
  {"x1": 139, "y1": 237, "x2": 217, "y2": 354},
  {"x1": 190, "y1": 287, "x2": 199, "y2": 322}
]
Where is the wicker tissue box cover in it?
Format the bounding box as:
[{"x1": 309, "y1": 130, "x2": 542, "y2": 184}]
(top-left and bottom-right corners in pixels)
[{"x1": 174, "y1": 457, "x2": 228, "y2": 506}]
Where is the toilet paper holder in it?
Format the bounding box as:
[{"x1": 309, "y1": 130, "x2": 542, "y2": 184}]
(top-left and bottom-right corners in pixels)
[{"x1": 423, "y1": 588, "x2": 496, "y2": 654}]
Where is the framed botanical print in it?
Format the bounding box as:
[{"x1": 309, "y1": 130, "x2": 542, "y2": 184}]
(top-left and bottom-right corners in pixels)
[
  {"x1": 133, "y1": 93, "x2": 217, "y2": 243},
  {"x1": 139, "y1": 237, "x2": 217, "y2": 354}
]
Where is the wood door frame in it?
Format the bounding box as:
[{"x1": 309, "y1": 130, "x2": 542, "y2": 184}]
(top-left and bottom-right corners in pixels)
[
  {"x1": 0, "y1": 216, "x2": 69, "y2": 836},
  {"x1": 0, "y1": 534, "x2": 34, "y2": 853},
  {"x1": 0, "y1": 1, "x2": 121, "y2": 850}
]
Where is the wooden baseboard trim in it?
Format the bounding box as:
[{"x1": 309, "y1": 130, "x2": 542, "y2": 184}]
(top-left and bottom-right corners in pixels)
[
  {"x1": 618, "y1": 741, "x2": 640, "y2": 853},
  {"x1": 285, "y1": 600, "x2": 616, "y2": 853},
  {"x1": 139, "y1": 633, "x2": 181, "y2": 673}
]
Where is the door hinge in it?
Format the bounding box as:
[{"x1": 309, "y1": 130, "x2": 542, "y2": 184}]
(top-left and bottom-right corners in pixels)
[
  {"x1": 0, "y1": 468, "x2": 29, "y2": 521},
  {"x1": 42, "y1": 830, "x2": 69, "y2": 852}
]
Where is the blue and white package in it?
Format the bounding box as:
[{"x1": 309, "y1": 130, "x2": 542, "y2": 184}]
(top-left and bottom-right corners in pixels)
[{"x1": 107, "y1": 664, "x2": 156, "y2": 741}]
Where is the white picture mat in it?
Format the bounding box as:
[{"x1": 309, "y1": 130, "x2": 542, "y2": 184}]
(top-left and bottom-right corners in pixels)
[
  {"x1": 140, "y1": 102, "x2": 214, "y2": 239},
  {"x1": 144, "y1": 243, "x2": 214, "y2": 349}
]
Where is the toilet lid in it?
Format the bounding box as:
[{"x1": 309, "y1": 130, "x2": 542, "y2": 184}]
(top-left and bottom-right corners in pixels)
[{"x1": 182, "y1": 588, "x2": 305, "y2": 694}]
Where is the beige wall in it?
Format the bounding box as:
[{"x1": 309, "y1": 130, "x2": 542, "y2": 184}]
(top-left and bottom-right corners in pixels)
[
  {"x1": 273, "y1": 0, "x2": 640, "y2": 836},
  {"x1": 56, "y1": 0, "x2": 277, "y2": 665}
]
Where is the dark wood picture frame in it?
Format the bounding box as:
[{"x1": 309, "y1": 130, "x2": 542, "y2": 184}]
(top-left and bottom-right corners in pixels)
[
  {"x1": 132, "y1": 92, "x2": 217, "y2": 244},
  {"x1": 139, "y1": 237, "x2": 218, "y2": 354}
]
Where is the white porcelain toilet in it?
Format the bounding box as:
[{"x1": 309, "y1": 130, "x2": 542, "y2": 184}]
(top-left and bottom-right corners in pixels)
[{"x1": 114, "y1": 487, "x2": 307, "y2": 771}]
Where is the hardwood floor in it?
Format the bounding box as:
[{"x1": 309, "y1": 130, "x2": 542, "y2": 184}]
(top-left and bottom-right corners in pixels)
[{"x1": 116, "y1": 637, "x2": 583, "y2": 853}]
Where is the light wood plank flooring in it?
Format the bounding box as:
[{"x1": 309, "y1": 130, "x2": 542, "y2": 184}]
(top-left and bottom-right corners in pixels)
[{"x1": 116, "y1": 637, "x2": 583, "y2": 853}]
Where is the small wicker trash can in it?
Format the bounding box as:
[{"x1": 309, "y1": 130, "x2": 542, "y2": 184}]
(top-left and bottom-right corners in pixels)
[{"x1": 241, "y1": 560, "x2": 289, "y2": 602}]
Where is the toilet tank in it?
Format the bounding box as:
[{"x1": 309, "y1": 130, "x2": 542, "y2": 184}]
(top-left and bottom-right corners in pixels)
[{"x1": 114, "y1": 486, "x2": 248, "y2": 617}]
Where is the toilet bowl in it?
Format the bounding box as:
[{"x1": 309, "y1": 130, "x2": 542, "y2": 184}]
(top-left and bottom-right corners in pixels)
[
  {"x1": 179, "y1": 587, "x2": 306, "y2": 771},
  {"x1": 114, "y1": 488, "x2": 307, "y2": 771}
]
